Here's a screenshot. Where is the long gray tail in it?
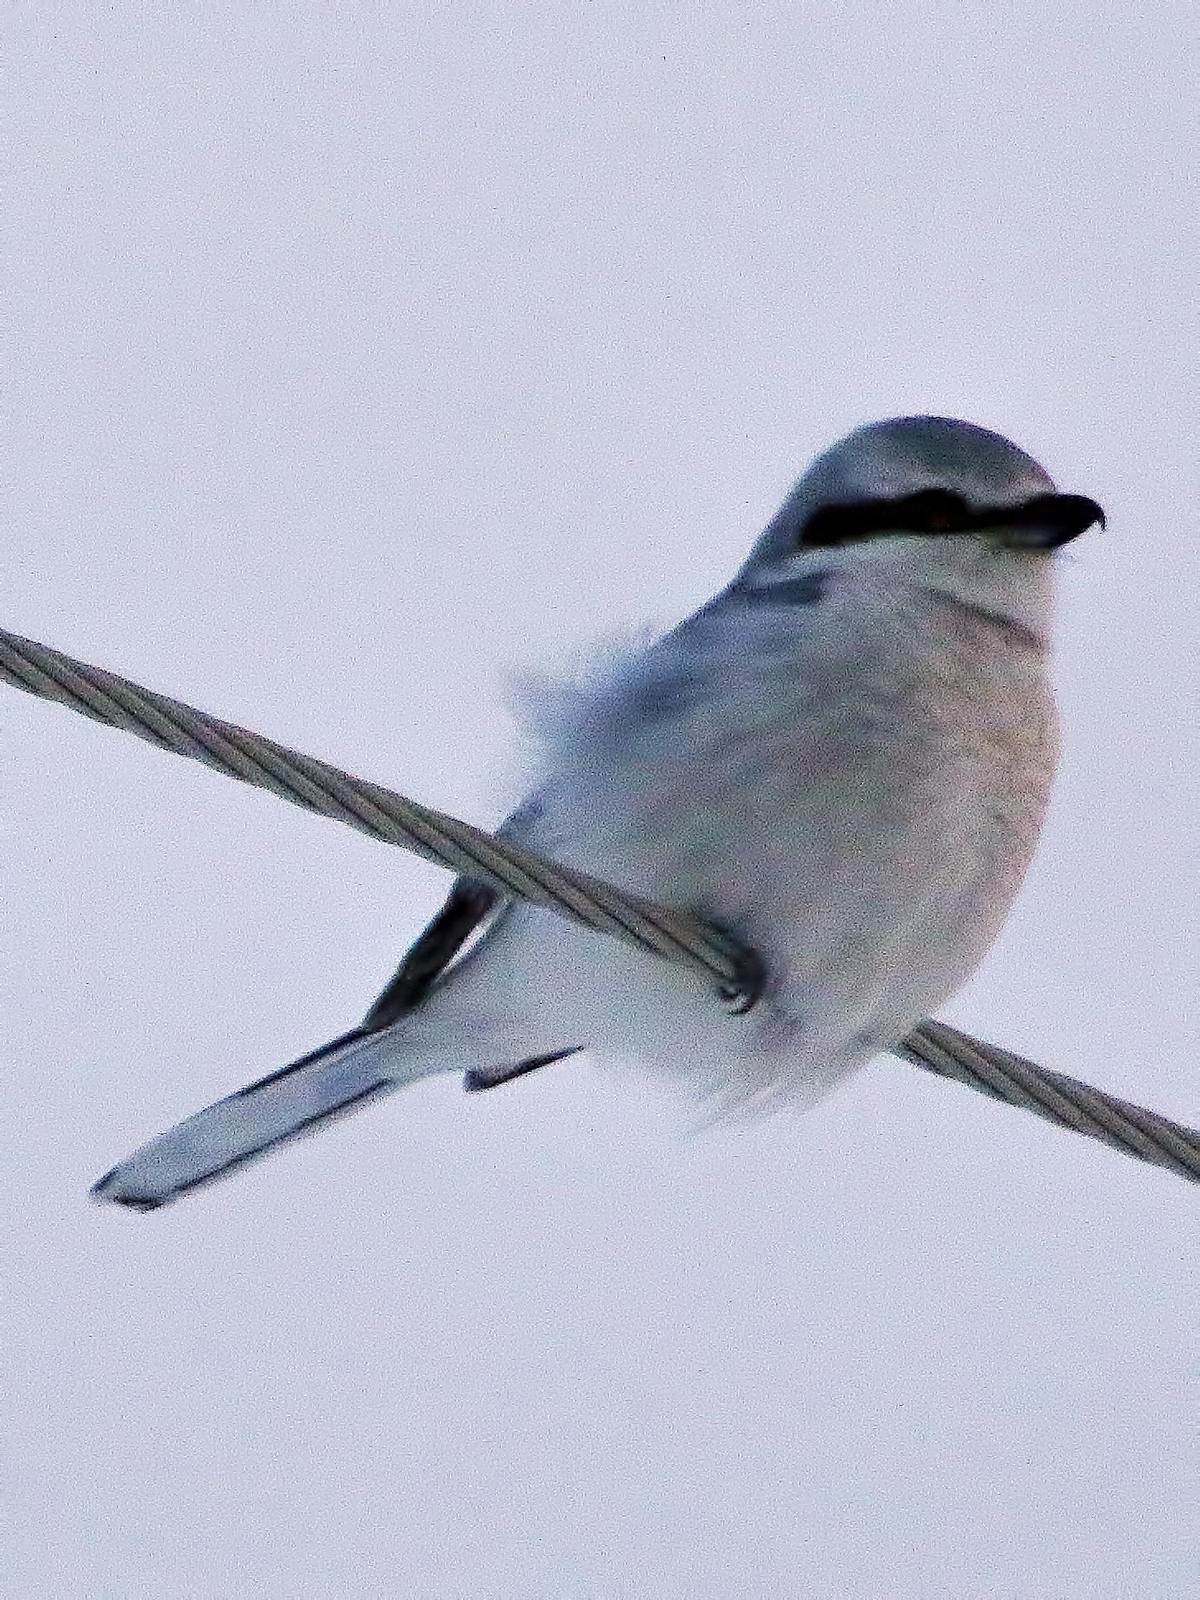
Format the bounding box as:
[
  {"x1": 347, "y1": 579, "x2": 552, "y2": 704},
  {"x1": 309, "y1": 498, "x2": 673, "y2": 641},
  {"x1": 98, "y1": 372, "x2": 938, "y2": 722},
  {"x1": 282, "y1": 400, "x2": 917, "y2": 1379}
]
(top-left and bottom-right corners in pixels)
[{"x1": 92, "y1": 1028, "x2": 423, "y2": 1210}]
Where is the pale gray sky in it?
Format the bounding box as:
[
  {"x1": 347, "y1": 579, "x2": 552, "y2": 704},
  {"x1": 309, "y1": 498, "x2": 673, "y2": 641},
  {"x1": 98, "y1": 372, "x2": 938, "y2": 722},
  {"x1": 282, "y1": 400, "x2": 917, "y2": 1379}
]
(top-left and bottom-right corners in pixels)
[{"x1": 5, "y1": 6, "x2": 1197, "y2": 1597}]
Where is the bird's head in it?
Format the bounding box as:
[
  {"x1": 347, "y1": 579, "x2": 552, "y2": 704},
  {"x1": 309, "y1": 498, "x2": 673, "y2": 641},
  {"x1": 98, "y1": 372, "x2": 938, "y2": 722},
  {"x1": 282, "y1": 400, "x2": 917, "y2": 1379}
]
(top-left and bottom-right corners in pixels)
[{"x1": 738, "y1": 416, "x2": 1103, "y2": 643}]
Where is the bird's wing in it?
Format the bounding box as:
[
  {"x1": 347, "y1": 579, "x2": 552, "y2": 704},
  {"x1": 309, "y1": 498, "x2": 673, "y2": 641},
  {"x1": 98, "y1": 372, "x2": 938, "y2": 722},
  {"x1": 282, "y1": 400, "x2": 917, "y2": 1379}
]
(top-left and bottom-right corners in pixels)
[
  {"x1": 359, "y1": 877, "x2": 504, "y2": 1029},
  {"x1": 359, "y1": 792, "x2": 551, "y2": 1029}
]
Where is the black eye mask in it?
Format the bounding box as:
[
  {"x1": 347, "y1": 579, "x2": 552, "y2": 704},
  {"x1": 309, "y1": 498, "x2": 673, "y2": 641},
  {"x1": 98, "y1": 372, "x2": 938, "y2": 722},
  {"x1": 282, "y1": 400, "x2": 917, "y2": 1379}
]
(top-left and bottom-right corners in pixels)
[{"x1": 800, "y1": 489, "x2": 1104, "y2": 549}]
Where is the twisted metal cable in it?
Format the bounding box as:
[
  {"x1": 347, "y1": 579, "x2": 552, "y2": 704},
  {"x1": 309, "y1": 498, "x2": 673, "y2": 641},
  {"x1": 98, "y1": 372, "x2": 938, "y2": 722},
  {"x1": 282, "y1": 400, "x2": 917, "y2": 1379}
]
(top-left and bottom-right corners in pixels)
[
  {"x1": 3, "y1": 625, "x2": 1197, "y2": 1186},
  {"x1": 900, "y1": 1021, "x2": 1199, "y2": 1184}
]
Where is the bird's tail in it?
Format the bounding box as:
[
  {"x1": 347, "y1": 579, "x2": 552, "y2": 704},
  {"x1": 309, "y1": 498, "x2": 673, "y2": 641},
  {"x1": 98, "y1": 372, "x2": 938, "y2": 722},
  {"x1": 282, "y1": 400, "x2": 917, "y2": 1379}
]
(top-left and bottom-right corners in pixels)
[{"x1": 92, "y1": 1027, "x2": 438, "y2": 1211}]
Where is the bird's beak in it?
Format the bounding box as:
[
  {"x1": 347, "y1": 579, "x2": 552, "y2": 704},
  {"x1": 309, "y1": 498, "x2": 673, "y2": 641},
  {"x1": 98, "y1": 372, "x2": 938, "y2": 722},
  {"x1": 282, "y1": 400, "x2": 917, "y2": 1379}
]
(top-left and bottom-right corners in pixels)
[{"x1": 994, "y1": 492, "x2": 1106, "y2": 549}]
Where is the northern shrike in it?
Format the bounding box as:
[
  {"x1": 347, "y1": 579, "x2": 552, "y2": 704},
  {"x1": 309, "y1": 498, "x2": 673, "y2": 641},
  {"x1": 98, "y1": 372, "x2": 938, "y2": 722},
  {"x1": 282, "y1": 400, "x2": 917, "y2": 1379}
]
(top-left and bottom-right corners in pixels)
[{"x1": 93, "y1": 415, "x2": 1103, "y2": 1209}]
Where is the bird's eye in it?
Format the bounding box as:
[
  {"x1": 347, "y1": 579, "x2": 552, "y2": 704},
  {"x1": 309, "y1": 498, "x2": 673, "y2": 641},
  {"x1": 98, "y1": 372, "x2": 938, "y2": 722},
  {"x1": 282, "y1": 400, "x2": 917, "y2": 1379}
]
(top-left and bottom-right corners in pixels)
[
  {"x1": 799, "y1": 488, "x2": 973, "y2": 547},
  {"x1": 900, "y1": 488, "x2": 971, "y2": 532}
]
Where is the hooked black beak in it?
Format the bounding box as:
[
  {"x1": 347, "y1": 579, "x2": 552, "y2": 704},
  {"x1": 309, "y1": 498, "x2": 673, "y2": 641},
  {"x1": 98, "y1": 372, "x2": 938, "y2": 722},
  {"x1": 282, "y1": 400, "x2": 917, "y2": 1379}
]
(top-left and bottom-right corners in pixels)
[{"x1": 992, "y1": 492, "x2": 1106, "y2": 549}]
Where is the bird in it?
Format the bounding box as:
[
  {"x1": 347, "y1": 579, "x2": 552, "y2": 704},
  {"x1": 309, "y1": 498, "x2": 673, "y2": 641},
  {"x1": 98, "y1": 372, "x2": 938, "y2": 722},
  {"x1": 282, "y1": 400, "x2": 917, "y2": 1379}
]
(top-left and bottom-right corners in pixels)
[{"x1": 92, "y1": 415, "x2": 1104, "y2": 1209}]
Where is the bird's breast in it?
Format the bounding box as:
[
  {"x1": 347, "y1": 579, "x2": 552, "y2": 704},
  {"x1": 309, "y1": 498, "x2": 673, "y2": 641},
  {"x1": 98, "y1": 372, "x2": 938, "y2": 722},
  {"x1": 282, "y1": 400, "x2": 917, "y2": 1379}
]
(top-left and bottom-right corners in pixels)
[{"x1": 537, "y1": 583, "x2": 1057, "y2": 1041}]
